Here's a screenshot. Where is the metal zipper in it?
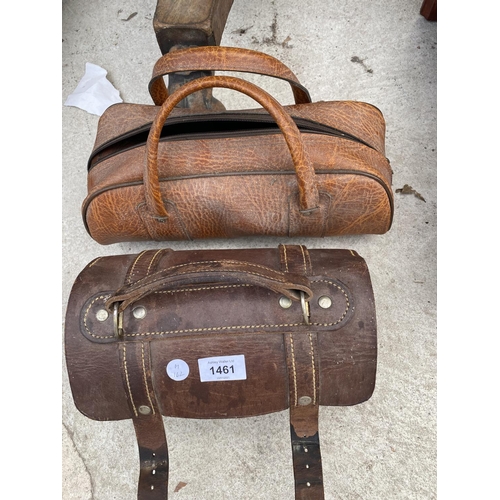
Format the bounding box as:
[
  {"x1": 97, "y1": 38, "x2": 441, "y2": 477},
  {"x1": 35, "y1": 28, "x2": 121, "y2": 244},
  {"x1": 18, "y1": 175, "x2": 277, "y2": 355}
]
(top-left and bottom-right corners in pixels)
[{"x1": 88, "y1": 113, "x2": 377, "y2": 171}]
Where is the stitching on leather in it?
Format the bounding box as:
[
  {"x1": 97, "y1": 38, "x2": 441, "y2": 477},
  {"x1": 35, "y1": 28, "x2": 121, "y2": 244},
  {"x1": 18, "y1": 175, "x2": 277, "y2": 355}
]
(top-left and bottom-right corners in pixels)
[
  {"x1": 146, "y1": 250, "x2": 164, "y2": 276},
  {"x1": 122, "y1": 344, "x2": 138, "y2": 417},
  {"x1": 88, "y1": 257, "x2": 103, "y2": 268},
  {"x1": 299, "y1": 246, "x2": 316, "y2": 404},
  {"x1": 284, "y1": 246, "x2": 298, "y2": 408},
  {"x1": 83, "y1": 294, "x2": 115, "y2": 339},
  {"x1": 282, "y1": 246, "x2": 289, "y2": 272},
  {"x1": 83, "y1": 280, "x2": 350, "y2": 339},
  {"x1": 349, "y1": 250, "x2": 356, "y2": 256},
  {"x1": 299, "y1": 245, "x2": 308, "y2": 275},
  {"x1": 289, "y1": 333, "x2": 298, "y2": 407},
  {"x1": 308, "y1": 332, "x2": 317, "y2": 405},
  {"x1": 156, "y1": 284, "x2": 251, "y2": 295},
  {"x1": 127, "y1": 251, "x2": 148, "y2": 284},
  {"x1": 315, "y1": 280, "x2": 351, "y2": 317},
  {"x1": 141, "y1": 342, "x2": 155, "y2": 415},
  {"x1": 124, "y1": 322, "x2": 304, "y2": 338},
  {"x1": 124, "y1": 260, "x2": 294, "y2": 289}
]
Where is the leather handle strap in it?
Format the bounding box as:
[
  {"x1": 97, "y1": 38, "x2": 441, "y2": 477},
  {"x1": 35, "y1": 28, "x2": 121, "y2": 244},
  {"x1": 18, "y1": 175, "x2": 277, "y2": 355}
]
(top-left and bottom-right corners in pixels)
[
  {"x1": 148, "y1": 46, "x2": 312, "y2": 106},
  {"x1": 106, "y1": 259, "x2": 313, "y2": 313},
  {"x1": 144, "y1": 75, "x2": 320, "y2": 217}
]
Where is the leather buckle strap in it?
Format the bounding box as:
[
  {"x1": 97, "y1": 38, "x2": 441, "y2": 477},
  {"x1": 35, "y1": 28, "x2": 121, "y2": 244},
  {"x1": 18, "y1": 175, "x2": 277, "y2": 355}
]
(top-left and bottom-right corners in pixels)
[
  {"x1": 291, "y1": 428, "x2": 324, "y2": 498},
  {"x1": 118, "y1": 251, "x2": 171, "y2": 498},
  {"x1": 280, "y1": 244, "x2": 325, "y2": 500},
  {"x1": 286, "y1": 332, "x2": 325, "y2": 500},
  {"x1": 119, "y1": 339, "x2": 169, "y2": 499}
]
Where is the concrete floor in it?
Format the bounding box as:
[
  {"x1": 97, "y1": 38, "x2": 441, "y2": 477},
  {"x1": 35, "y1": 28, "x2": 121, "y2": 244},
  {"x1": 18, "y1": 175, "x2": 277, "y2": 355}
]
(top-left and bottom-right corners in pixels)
[{"x1": 62, "y1": 1, "x2": 437, "y2": 498}]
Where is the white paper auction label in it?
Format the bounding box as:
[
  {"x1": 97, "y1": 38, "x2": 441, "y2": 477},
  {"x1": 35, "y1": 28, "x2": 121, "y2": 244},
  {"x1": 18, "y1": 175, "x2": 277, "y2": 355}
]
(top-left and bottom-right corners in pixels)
[
  {"x1": 197, "y1": 355, "x2": 247, "y2": 382},
  {"x1": 166, "y1": 359, "x2": 189, "y2": 381}
]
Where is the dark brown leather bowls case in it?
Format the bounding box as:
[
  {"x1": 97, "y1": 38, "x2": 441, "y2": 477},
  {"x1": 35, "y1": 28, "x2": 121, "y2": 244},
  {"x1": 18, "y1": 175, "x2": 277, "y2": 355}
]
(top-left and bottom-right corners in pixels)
[
  {"x1": 65, "y1": 245, "x2": 377, "y2": 499},
  {"x1": 83, "y1": 46, "x2": 393, "y2": 244}
]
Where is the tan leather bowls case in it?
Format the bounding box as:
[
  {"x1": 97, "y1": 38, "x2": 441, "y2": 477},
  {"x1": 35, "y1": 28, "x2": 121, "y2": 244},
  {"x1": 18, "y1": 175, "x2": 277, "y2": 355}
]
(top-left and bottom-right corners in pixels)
[
  {"x1": 65, "y1": 244, "x2": 377, "y2": 499},
  {"x1": 83, "y1": 46, "x2": 393, "y2": 244}
]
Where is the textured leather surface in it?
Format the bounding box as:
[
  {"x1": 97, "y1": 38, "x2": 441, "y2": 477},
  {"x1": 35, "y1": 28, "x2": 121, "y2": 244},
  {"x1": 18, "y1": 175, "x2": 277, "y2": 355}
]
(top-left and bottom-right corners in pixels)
[
  {"x1": 83, "y1": 47, "x2": 393, "y2": 244},
  {"x1": 148, "y1": 45, "x2": 312, "y2": 105},
  {"x1": 65, "y1": 245, "x2": 376, "y2": 499},
  {"x1": 65, "y1": 246, "x2": 377, "y2": 419},
  {"x1": 144, "y1": 76, "x2": 319, "y2": 217}
]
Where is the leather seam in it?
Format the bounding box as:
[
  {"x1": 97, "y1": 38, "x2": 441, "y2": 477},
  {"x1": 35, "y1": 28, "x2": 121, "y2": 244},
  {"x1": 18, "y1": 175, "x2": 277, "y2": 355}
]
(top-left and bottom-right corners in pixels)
[
  {"x1": 83, "y1": 294, "x2": 115, "y2": 339},
  {"x1": 146, "y1": 250, "x2": 164, "y2": 276},
  {"x1": 283, "y1": 245, "x2": 298, "y2": 407},
  {"x1": 127, "y1": 251, "x2": 149, "y2": 284},
  {"x1": 156, "y1": 284, "x2": 251, "y2": 294},
  {"x1": 140, "y1": 342, "x2": 155, "y2": 415},
  {"x1": 282, "y1": 245, "x2": 289, "y2": 272},
  {"x1": 298, "y1": 245, "x2": 317, "y2": 407},
  {"x1": 289, "y1": 333, "x2": 298, "y2": 407},
  {"x1": 122, "y1": 344, "x2": 138, "y2": 417},
  {"x1": 300, "y1": 244, "x2": 312, "y2": 274},
  {"x1": 299, "y1": 245, "x2": 308, "y2": 275},
  {"x1": 308, "y1": 332, "x2": 317, "y2": 405}
]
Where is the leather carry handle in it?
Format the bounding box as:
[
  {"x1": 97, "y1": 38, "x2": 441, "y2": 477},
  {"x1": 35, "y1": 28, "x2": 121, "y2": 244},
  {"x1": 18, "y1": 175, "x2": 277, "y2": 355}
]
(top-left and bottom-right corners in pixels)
[
  {"x1": 105, "y1": 259, "x2": 313, "y2": 313},
  {"x1": 148, "y1": 46, "x2": 312, "y2": 106},
  {"x1": 144, "y1": 75, "x2": 320, "y2": 217}
]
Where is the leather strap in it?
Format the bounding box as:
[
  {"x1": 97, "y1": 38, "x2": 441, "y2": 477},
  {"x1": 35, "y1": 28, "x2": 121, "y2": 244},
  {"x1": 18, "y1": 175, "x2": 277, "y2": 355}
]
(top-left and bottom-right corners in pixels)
[
  {"x1": 117, "y1": 247, "x2": 323, "y2": 498},
  {"x1": 106, "y1": 258, "x2": 313, "y2": 313},
  {"x1": 280, "y1": 244, "x2": 325, "y2": 500},
  {"x1": 148, "y1": 46, "x2": 312, "y2": 106},
  {"x1": 124, "y1": 249, "x2": 172, "y2": 284},
  {"x1": 119, "y1": 341, "x2": 169, "y2": 499},
  {"x1": 144, "y1": 75, "x2": 320, "y2": 220},
  {"x1": 119, "y1": 251, "x2": 171, "y2": 499}
]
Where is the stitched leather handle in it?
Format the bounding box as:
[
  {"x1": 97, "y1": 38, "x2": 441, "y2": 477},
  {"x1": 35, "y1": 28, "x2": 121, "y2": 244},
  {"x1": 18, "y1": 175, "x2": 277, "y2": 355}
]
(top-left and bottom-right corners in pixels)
[
  {"x1": 106, "y1": 259, "x2": 313, "y2": 313},
  {"x1": 148, "y1": 46, "x2": 312, "y2": 106},
  {"x1": 144, "y1": 75, "x2": 320, "y2": 217}
]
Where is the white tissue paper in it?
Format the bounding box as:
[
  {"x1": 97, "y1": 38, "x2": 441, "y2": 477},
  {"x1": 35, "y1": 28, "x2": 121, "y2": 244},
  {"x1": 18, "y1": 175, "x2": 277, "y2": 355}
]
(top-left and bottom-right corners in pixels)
[{"x1": 64, "y1": 62, "x2": 123, "y2": 116}]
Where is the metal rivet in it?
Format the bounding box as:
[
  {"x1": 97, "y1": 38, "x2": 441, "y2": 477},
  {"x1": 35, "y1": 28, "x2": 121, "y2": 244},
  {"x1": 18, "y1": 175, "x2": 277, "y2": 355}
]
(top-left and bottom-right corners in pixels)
[
  {"x1": 306, "y1": 482, "x2": 311, "y2": 487},
  {"x1": 133, "y1": 306, "x2": 147, "y2": 319},
  {"x1": 298, "y1": 396, "x2": 312, "y2": 406},
  {"x1": 304, "y1": 447, "x2": 309, "y2": 453},
  {"x1": 318, "y1": 296, "x2": 332, "y2": 309},
  {"x1": 305, "y1": 464, "x2": 310, "y2": 469},
  {"x1": 96, "y1": 309, "x2": 109, "y2": 322},
  {"x1": 279, "y1": 296, "x2": 292, "y2": 309},
  {"x1": 138, "y1": 405, "x2": 151, "y2": 415}
]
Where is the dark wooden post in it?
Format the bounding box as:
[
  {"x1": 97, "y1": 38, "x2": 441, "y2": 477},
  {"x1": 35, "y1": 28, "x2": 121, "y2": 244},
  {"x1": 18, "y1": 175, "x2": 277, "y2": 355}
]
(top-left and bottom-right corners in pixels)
[{"x1": 152, "y1": 0, "x2": 234, "y2": 111}]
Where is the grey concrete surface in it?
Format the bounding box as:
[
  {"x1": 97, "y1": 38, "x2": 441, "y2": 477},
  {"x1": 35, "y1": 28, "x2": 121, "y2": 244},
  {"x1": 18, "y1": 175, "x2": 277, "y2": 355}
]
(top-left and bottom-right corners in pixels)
[{"x1": 62, "y1": 1, "x2": 437, "y2": 498}]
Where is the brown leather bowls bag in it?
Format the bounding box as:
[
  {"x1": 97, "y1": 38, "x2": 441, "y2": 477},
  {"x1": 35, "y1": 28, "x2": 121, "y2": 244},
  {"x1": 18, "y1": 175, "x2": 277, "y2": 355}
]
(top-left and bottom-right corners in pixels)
[
  {"x1": 83, "y1": 46, "x2": 393, "y2": 244},
  {"x1": 65, "y1": 245, "x2": 377, "y2": 499}
]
